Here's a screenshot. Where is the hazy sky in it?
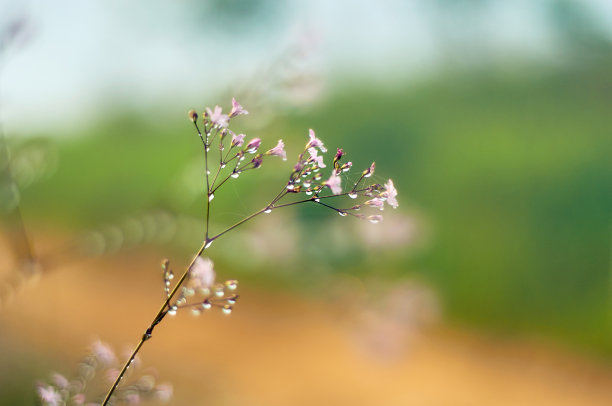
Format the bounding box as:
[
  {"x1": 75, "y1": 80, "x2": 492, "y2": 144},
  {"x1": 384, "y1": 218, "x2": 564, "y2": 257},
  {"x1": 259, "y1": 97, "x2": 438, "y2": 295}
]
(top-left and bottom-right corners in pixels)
[{"x1": 1, "y1": 0, "x2": 611, "y2": 133}]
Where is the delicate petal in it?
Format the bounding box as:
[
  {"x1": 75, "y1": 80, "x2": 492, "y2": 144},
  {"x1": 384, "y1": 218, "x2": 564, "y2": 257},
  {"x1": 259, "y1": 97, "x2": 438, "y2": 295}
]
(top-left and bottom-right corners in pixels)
[
  {"x1": 306, "y1": 129, "x2": 327, "y2": 153},
  {"x1": 325, "y1": 171, "x2": 342, "y2": 195},
  {"x1": 266, "y1": 139, "x2": 287, "y2": 160},
  {"x1": 231, "y1": 133, "x2": 245, "y2": 147},
  {"x1": 189, "y1": 257, "x2": 215, "y2": 289},
  {"x1": 365, "y1": 197, "x2": 385, "y2": 210},
  {"x1": 205, "y1": 105, "x2": 229, "y2": 128},
  {"x1": 308, "y1": 147, "x2": 326, "y2": 168},
  {"x1": 229, "y1": 98, "x2": 248, "y2": 117},
  {"x1": 245, "y1": 138, "x2": 261, "y2": 153},
  {"x1": 383, "y1": 179, "x2": 398, "y2": 208}
]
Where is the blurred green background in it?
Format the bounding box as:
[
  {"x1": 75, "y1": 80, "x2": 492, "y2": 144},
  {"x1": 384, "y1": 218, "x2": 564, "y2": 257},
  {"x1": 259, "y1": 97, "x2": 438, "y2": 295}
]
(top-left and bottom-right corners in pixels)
[{"x1": 1, "y1": 0, "x2": 612, "y2": 405}]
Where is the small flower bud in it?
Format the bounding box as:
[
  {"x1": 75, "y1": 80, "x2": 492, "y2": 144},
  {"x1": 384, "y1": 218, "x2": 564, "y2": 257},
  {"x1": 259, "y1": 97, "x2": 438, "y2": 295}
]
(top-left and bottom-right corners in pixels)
[
  {"x1": 188, "y1": 109, "x2": 198, "y2": 122},
  {"x1": 252, "y1": 155, "x2": 263, "y2": 168},
  {"x1": 245, "y1": 138, "x2": 261, "y2": 153}
]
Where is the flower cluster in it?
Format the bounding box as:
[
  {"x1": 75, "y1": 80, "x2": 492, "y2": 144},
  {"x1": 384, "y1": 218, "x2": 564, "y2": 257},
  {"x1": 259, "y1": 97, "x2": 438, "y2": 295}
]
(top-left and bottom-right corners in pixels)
[
  {"x1": 36, "y1": 341, "x2": 172, "y2": 406},
  {"x1": 187, "y1": 98, "x2": 286, "y2": 202},
  {"x1": 188, "y1": 99, "x2": 399, "y2": 225},
  {"x1": 162, "y1": 257, "x2": 238, "y2": 317},
  {"x1": 55, "y1": 98, "x2": 400, "y2": 406}
]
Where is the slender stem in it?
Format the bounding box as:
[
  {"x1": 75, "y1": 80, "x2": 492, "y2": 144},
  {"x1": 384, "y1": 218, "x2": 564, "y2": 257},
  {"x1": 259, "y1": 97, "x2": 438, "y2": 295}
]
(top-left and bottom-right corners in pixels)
[
  {"x1": 205, "y1": 138, "x2": 211, "y2": 240},
  {"x1": 101, "y1": 194, "x2": 279, "y2": 404},
  {"x1": 102, "y1": 138, "x2": 364, "y2": 403},
  {"x1": 101, "y1": 238, "x2": 208, "y2": 406},
  {"x1": 272, "y1": 188, "x2": 369, "y2": 209},
  {"x1": 209, "y1": 207, "x2": 266, "y2": 241}
]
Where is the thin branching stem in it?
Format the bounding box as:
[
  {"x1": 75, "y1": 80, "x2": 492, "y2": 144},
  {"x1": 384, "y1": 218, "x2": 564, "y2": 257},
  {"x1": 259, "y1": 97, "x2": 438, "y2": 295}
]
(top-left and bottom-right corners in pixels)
[{"x1": 272, "y1": 188, "x2": 369, "y2": 209}]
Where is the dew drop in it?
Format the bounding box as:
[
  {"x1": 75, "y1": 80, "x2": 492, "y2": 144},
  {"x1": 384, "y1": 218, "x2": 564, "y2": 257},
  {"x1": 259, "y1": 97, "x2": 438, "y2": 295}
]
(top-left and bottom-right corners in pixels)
[
  {"x1": 168, "y1": 306, "x2": 178, "y2": 316},
  {"x1": 240, "y1": 156, "x2": 245, "y2": 161},
  {"x1": 184, "y1": 288, "x2": 195, "y2": 297},
  {"x1": 206, "y1": 169, "x2": 211, "y2": 175},
  {"x1": 205, "y1": 240, "x2": 213, "y2": 249},
  {"x1": 202, "y1": 300, "x2": 212, "y2": 310},
  {"x1": 177, "y1": 297, "x2": 186, "y2": 305},
  {"x1": 225, "y1": 280, "x2": 238, "y2": 290},
  {"x1": 231, "y1": 172, "x2": 240, "y2": 178},
  {"x1": 305, "y1": 190, "x2": 313, "y2": 196},
  {"x1": 191, "y1": 308, "x2": 201, "y2": 316},
  {"x1": 303, "y1": 182, "x2": 311, "y2": 188},
  {"x1": 264, "y1": 208, "x2": 272, "y2": 214},
  {"x1": 221, "y1": 163, "x2": 226, "y2": 168},
  {"x1": 215, "y1": 289, "x2": 224, "y2": 298},
  {"x1": 286, "y1": 184, "x2": 294, "y2": 190},
  {"x1": 168, "y1": 271, "x2": 174, "y2": 280},
  {"x1": 348, "y1": 193, "x2": 357, "y2": 199},
  {"x1": 208, "y1": 193, "x2": 214, "y2": 201},
  {"x1": 222, "y1": 305, "x2": 232, "y2": 315},
  {"x1": 206, "y1": 147, "x2": 210, "y2": 152},
  {"x1": 314, "y1": 198, "x2": 320, "y2": 202},
  {"x1": 369, "y1": 217, "x2": 381, "y2": 224},
  {"x1": 338, "y1": 211, "x2": 348, "y2": 217}
]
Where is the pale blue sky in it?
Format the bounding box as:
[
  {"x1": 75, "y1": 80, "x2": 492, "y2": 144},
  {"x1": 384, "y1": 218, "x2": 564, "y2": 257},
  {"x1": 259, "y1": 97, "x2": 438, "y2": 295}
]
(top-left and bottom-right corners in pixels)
[{"x1": 1, "y1": 0, "x2": 611, "y2": 133}]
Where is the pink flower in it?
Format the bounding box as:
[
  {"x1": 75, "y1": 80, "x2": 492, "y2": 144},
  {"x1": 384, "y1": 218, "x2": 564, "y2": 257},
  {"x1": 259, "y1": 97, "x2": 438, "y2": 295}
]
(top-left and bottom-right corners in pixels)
[
  {"x1": 229, "y1": 98, "x2": 248, "y2": 117},
  {"x1": 325, "y1": 171, "x2": 342, "y2": 195},
  {"x1": 189, "y1": 257, "x2": 215, "y2": 290},
  {"x1": 365, "y1": 197, "x2": 385, "y2": 210},
  {"x1": 205, "y1": 105, "x2": 229, "y2": 128},
  {"x1": 334, "y1": 148, "x2": 344, "y2": 161},
  {"x1": 252, "y1": 155, "x2": 263, "y2": 168},
  {"x1": 37, "y1": 385, "x2": 62, "y2": 406},
  {"x1": 266, "y1": 139, "x2": 287, "y2": 160},
  {"x1": 383, "y1": 179, "x2": 398, "y2": 208},
  {"x1": 245, "y1": 138, "x2": 261, "y2": 153},
  {"x1": 92, "y1": 340, "x2": 116, "y2": 366},
  {"x1": 308, "y1": 147, "x2": 326, "y2": 168},
  {"x1": 231, "y1": 133, "x2": 245, "y2": 147},
  {"x1": 306, "y1": 129, "x2": 327, "y2": 153}
]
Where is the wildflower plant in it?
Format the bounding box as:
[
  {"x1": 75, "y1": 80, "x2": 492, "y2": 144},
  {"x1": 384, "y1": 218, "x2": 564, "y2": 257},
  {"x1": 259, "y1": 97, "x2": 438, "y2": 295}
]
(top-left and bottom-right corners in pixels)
[{"x1": 39, "y1": 98, "x2": 398, "y2": 405}]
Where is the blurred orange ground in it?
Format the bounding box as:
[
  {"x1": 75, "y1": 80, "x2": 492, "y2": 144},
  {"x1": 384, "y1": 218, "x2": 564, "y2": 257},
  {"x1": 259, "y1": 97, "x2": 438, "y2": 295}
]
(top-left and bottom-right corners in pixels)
[{"x1": 1, "y1": 237, "x2": 612, "y2": 406}]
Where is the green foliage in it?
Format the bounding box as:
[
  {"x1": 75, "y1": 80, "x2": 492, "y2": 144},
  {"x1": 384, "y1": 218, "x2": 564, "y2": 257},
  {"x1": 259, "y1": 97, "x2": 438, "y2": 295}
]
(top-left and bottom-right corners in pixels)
[{"x1": 15, "y1": 63, "x2": 612, "y2": 354}]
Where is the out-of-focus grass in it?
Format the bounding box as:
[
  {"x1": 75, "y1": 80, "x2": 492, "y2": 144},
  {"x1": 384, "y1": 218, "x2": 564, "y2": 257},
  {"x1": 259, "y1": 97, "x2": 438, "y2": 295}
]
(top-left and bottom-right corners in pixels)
[{"x1": 13, "y1": 63, "x2": 612, "y2": 355}]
